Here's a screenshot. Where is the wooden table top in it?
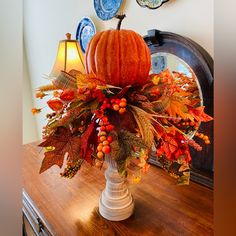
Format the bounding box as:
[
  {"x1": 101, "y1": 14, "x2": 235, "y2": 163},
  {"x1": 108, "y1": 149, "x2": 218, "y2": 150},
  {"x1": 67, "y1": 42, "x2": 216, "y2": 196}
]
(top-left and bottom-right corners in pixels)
[{"x1": 23, "y1": 142, "x2": 213, "y2": 236}]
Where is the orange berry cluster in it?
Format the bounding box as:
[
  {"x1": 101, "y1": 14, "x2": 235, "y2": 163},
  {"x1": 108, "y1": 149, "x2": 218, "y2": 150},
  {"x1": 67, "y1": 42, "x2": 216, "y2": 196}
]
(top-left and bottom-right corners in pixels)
[
  {"x1": 188, "y1": 139, "x2": 202, "y2": 151},
  {"x1": 110, "y1": 98, "x2": 127, "y2": 114},
  {"x1": 96, "y1": 116, "x2": 114, "y2": 159},
  {"x1": 175, "y1": 119, "x2": 198, "y2": 128},
  {"x1": 195, "y1": 132, "x2": 211, "y2": 144},
  {"x1": 99, "y1": 97, "x2": 127, "y2": 114}
]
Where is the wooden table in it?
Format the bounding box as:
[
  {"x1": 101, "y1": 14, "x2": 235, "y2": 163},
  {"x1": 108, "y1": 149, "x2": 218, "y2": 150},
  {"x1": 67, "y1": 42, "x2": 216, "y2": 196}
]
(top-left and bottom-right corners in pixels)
[{"x1": 22, "y1": 142, "x2": 213, "y2": 236}]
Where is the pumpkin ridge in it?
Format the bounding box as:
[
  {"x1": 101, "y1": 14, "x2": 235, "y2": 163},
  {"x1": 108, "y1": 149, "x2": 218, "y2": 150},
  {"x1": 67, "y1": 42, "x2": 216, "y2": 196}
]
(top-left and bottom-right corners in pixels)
[
  {"x1": 115, "y1": 30, "x2": 120, "y2": 86},
  {"x1": 135, "y1": 34, "x2": 151, "y2": 85},
  {"x1": 133, "y1": 34, "x2": 143, "y2": 85},
  {"x1": 86, "y1": 31, "x2": 103, "y2": 75},
  {"x1": 119, "y1": 30, "x2": 124, "y2": 87},
  {"x1": 94, "y1": 31, "x2": 109, "y2": 82},
  {"x1": 129, "y1": 32, "x2": 139, "y2": 86},
  {"x1": 120, "y1": 30, "x2": 131, "y2": 87},
  {"x1": 117, "y1": 31, "x2": 121, "y2": 86},
  {"x1": 106, "y1": 30, "x2": 117, "y2": 85},
  {"x1": 102, "y1": 30, "x2": 111, "y2": 84}
]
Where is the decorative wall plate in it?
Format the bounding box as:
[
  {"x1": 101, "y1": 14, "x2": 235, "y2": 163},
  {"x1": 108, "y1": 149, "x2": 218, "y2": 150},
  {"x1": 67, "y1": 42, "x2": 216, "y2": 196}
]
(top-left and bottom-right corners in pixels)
[
  {"x1": 151, "y1": 54, "x2": 167, "y2": 73},
  {"x1": 136, "y1": 0, "x2": 169, "y2": 9},
  {"x1": 94, "y1": 0, "x2": 123, "y2": 20},
  {"x1": 76, "y1": 17, "x2": 96, "y2": 53}
]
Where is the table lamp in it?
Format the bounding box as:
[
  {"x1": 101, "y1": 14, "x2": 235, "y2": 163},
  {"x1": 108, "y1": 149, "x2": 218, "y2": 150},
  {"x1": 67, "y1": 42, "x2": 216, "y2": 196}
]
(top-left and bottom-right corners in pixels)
[{"x1": 50, "y1": 33, "x2": 85, "y2": 77}]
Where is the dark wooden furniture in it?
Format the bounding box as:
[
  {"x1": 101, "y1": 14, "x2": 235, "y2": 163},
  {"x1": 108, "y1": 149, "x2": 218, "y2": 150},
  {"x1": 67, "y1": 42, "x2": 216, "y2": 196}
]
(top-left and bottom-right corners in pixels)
[
  {"x1": 23, "y1": 142, "x2": 213, "y2": 236},
  {"x1": 144, "y1": 29, "x2": 214, "y2": 188}
]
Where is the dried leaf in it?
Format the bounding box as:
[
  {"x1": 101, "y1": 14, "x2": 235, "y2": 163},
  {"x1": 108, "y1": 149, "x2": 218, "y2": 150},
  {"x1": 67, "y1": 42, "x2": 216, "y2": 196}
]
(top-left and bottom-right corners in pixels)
[
  {"x1": 110, "y1": 130, "x2": 147, "y2": 177},
  {"x1": 117, "y1": 85, "x2": 132, "y2": 98},
  {"x1": 165, "y1": 96, "x2": 193, "y2": 120},
  {"x1": 57, "y1": 106, "x2": 83, "y2": 127},
  {"x1": 76, "y1": 71, "x2": 106, "y2": 88},
  {"x1": 39, "y1": 127, "x2": 81, "y2": 173},
  {"x1": 53, "y1": 71, "x2": 77, "y2": 90},
  {"x1": 37, "y1": 84, "x2": 58, "y2": 92},
  {"x1": 129, "y1": 105, "x2": 156, "y2": 149},
  {"x1": 152, "y1": 97, "x2": 170, "y2": 113}
]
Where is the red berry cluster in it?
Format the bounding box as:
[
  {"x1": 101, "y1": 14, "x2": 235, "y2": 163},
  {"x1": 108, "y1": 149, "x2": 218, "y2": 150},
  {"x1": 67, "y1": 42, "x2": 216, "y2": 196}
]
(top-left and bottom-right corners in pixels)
[
  {"x1": 188, "y1": 139, "x2": 202, "y2": 151},
  {"x1": 91, "y1": 89, "x2": 106, "y2": 102},
  {"x1": 110, "y1": 98, "x2": 127, "y2": 114},
  {"x1": 100, "y1": 99, "x2": 112, "y2": 110},
  {"x1": 96, "y1": 116, "x2": 114, "y2": 159}
]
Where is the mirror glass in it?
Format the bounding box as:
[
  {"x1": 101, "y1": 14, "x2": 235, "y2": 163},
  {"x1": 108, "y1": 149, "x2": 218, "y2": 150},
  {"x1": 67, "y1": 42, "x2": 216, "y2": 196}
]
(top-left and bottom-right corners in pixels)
[{"x1": 150, "y1": 52, "x2": 203, "y2": 137}]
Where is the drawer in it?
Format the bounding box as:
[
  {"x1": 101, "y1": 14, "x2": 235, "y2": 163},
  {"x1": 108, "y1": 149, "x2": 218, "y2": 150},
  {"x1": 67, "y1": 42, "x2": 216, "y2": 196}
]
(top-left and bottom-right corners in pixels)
[{"x1": 23, "y1": 190, "x2": 53, "y2": 236}]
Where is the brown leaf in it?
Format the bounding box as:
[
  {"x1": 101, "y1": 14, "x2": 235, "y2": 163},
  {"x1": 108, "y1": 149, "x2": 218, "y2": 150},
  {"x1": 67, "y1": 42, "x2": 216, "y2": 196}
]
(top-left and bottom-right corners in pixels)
[
  {"x1": 117, "y1": 85, "x2": 132, "y2": 98},
  {"x1": 39, "y1": 127, "x2": 81, "y2": 173}
]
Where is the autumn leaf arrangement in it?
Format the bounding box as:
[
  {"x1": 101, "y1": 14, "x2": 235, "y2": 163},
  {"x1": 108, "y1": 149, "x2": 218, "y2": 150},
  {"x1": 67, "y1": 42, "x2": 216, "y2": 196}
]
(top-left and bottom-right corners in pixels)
[{"x1": 32, "y1": 68, "x2": 213, "y2": 184}]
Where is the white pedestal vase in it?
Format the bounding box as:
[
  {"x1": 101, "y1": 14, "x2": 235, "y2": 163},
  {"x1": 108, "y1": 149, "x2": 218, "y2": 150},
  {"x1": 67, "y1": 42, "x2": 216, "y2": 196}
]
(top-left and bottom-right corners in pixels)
[{"x1": 99, "y1": 155, "x2": 134, "y2": 221}]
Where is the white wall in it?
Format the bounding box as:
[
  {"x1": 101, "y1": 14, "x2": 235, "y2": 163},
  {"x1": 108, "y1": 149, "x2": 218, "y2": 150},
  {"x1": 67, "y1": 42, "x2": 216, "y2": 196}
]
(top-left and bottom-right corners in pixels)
[
  {"x1": 23, "y1": 0, "x2": 213, "y2": 140},
  {"x1": 23, "y1": 44, "x2": 39, "y2": 143}
]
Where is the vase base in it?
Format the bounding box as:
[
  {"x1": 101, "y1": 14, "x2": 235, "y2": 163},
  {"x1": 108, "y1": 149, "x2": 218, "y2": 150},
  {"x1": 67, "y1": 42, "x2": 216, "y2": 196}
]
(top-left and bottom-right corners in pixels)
[{"x1": 99, "y1": 195, "x2": 134, "y2": 221}]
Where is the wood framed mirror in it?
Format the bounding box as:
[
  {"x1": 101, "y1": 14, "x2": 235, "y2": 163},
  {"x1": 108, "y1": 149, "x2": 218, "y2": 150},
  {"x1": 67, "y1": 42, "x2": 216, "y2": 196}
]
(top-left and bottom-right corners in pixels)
[{"x1": 144, "y1": 29, "x2": 214, "y2": 188}]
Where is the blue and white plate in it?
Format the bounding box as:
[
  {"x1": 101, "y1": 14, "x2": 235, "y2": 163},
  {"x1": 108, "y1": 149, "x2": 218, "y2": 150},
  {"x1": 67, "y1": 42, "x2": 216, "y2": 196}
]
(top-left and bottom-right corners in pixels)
[
  {"x1": 76, "y1": 17, "x2": 96, "y2": 53},
  {"x1": 136, "y1": 0, "x2": 169, "y2": 9},
  {"x1": 151, "y1": 54, "x2": 167, "y2": 74},
  {"x1": 94, "y1": 0, "x2": 123, "y2": 21}
]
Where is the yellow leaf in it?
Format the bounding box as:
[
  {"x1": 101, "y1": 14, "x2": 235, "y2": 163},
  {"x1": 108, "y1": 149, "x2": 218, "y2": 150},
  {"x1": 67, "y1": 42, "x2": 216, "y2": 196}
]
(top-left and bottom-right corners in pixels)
[
  {"x1": 132, "y1": 175, "x2": 141, "y2": 184},
  {"x1": 152, "y1": 75, "x2": 161, "y2": 85}
]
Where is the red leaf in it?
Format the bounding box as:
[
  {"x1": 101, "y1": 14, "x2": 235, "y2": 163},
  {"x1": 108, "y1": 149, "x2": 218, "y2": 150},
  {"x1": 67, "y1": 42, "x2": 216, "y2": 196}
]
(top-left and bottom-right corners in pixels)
[
  {"x1": 153, "y1": 123, "x2": 165, "y2": 139},
  {"x1": 60, "y1": 89, "x2": 75, "y2": 101},
  {"x1": 39, "y1": 127, "x2": 81, "y2": 173},
  {"x1": 84, "y1": 148, "x2": 93, "y2": 165},
  {"x1": 80, "y1": 121, "x2": 96, "y2": 162},
  {"x1": 174, "y1": 147, "x2": 191, "y2": 162},
  {"x1": 47, "y1": 99, "x2": 63, "y2": 111},
  {"x1": 156, "y1": 130, "x2": 191, "y2": 162},
  {"x1": 108, "y1": 110, "x2": 137, "y2": 133},
  {"x1": 188, "y1": 106, "x2": 213, "y2": 122}
]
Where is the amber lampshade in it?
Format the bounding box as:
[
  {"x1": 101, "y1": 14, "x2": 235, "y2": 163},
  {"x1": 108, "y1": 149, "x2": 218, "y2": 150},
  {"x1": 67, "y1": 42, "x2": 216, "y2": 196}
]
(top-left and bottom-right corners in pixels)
[{"x1": 50, "y1": 33, "x2": 85, "y2": 77}]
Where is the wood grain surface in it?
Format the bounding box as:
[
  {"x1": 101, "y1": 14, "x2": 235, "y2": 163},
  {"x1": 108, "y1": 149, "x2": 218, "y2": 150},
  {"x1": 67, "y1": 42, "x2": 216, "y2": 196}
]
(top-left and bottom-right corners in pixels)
[{"x1": 23, "y1": 142, "x2": 213, "y2": 236}]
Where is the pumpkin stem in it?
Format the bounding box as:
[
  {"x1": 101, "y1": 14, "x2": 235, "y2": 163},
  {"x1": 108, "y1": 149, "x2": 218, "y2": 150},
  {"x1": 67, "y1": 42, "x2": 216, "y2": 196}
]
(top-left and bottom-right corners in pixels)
[{"x1": 115, "y1": 14, "x2": 126, "y2": 30}]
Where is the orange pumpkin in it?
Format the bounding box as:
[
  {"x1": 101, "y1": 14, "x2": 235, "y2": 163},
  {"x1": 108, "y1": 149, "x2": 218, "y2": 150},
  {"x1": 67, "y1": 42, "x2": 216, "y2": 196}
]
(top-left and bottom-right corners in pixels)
[{"x1": 85, "y1": 15, "x2": 151, "y2": 88}]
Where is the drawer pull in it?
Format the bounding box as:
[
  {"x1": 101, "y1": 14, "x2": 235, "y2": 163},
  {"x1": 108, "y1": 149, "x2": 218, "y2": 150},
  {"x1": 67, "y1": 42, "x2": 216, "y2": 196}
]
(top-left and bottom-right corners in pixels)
[{"x1": 37, "y1": 217, "x2": 44, "y2": 233}]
